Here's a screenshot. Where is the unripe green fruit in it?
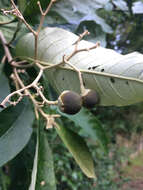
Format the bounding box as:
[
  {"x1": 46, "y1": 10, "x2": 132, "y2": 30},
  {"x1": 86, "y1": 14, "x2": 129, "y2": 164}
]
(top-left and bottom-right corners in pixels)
[
  {"x1": 58, "y1": 90, "x2": 82, "y2": 114},
  {"x1": 82, "y1": 89, "x2": 100, "y2": 109}
]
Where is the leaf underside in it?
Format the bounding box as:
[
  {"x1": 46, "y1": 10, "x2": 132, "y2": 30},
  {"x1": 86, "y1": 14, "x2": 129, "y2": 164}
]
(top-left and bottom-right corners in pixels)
[{"x1": 16, "y1": 27, "x2": 143, "y2": 106}]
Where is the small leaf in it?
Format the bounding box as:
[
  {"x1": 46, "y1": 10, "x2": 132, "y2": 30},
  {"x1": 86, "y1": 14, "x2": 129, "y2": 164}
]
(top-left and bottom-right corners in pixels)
[
  {"x1": 0, "y1": 15, "x2": 17, "y2": 42},
  {"x1": 29, "y1": 119, "x2": 56, "y2": 190},
  {"x1": 0, "y1": 98, "x2": 34, "y2": 167},
  {"x1": 0, "y1": 15, "x2": 28, "y2": 43},
  {"x1": 56, "y1": 124, "x2": 96, "y2": 178}
]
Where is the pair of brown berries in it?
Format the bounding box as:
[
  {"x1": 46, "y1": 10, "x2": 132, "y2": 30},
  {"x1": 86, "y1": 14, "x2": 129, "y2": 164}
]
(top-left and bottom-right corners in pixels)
[{"x1": 58, "y1": 89, "x2": 100, "y2": 115}]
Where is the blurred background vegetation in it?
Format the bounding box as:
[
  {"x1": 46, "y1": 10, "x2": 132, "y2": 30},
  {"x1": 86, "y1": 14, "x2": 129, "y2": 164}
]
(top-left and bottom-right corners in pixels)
[{"x1": 1, "y1": 0, "x2": 143, "y2": 189}]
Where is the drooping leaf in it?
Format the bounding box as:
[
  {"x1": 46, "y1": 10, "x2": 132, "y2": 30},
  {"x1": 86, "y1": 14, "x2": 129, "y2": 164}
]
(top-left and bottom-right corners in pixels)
[
  {"x1": 0, "y1": 98, "x2": 34, "y2": 167},
  {"x1": 59, "y1": 108, "x2": 108, "y2": 153},
  {"x1": 16, "y1": 27, "x2": 143, "y2": 106},
  {"x1": 29, "y1": 119, "x2": 56, "y2": 190},
  {"x1": 56, "y1": 124, "x2": 96, "y2": 178}
]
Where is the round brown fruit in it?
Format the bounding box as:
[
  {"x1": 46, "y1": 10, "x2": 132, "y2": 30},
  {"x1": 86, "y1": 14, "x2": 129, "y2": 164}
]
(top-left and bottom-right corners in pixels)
[
  {"x1": 58, "y1": 90, "x2": 82, "y2": 114},
  {"x1": 82, "y1": 89, "x2": 100, "y2": 109}
]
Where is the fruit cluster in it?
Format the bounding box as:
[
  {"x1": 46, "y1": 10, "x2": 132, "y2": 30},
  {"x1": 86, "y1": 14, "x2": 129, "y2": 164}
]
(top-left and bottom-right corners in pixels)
[{"x1": 58, "y1": 89, "x2": 100, "y2": 115}]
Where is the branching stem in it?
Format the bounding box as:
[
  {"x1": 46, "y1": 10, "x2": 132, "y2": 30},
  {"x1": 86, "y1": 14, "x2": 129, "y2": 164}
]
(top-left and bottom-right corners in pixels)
[{"x1": 0, "y1": 0, "x2": 100, "y2": 128}]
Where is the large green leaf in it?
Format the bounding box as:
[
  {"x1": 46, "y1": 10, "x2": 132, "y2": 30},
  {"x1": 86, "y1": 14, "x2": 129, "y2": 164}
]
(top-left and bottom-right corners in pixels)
[
  {"x1": 29, "y1": 119, "x2": 56, "y2": 190},
  {"x1": 0, "y1": 98, "x2": 34, "y2": 167},
  {"x1": 16, "y1": 27, "x2": 143, "y2": 106},
  {"x1": 59, "y1": 108, "x2": 108, "y2": 153}
]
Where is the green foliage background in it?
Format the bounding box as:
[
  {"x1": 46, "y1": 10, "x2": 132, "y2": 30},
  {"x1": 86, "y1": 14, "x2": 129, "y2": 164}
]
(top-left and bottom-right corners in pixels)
[{"x1": 1, "y1": 0, "x2": 143, "y2": 190}]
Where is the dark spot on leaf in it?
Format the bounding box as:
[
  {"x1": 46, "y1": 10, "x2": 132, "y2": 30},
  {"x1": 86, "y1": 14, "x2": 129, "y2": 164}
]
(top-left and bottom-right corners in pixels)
[
  {"x1": 126, "y1": 81, "x2": 129, "y2": 85},
  {"x1": 0, "y1": 104, "x2": 4, "y2": 108},
  {"x1": 62, "y1": 77, "x2": 64, "y2": 80},
  {"x1": 92, "y1": 65, "x2": 99, "y2": 70},
  {"x1": 110, "y1": 78, "x2": 115, "y2": 83},
  {"x1": 88, "y1": 67, "x2": 91, "y2": 70},
  {"x1": 101, "y1": 69, "x2": 104, "y2": 72}
]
